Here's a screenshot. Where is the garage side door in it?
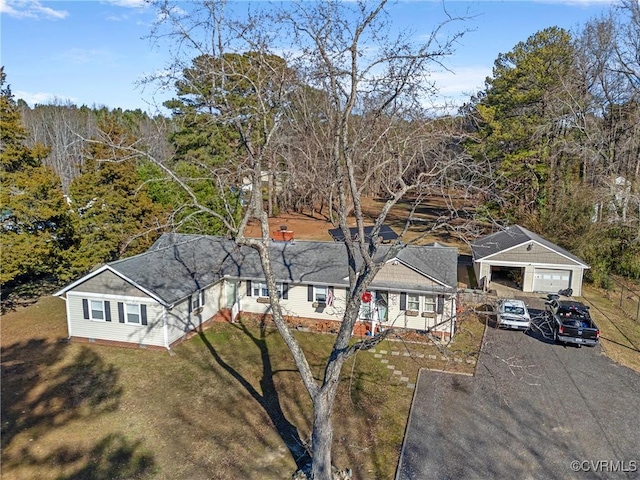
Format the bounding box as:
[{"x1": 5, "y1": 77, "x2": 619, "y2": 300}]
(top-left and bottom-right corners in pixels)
[{"x1": 533, "y1": 269, "x2": 571, "y2": 293}]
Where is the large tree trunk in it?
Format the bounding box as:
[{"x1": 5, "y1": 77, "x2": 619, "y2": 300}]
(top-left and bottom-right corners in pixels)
[{"x1": 310, "y1": 372, "x2": 341, "y2": 480}]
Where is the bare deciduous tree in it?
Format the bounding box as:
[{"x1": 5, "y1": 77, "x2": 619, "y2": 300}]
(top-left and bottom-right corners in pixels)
[{"x1": 136, "y1": 1, "x2": 478, "y2": 478}]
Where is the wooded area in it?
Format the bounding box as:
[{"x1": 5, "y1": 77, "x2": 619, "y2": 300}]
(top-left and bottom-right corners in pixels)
[
  {"x1": 1, "y1": 2, "x2": 639, "y2": 478},
  {"x1": 3, "y1": 2, "x2": 638, "y2": 293}
]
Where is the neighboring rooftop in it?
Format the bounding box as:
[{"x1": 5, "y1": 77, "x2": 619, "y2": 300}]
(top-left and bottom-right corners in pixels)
[{"x1": 328, "y1": 225, "x2": 399, "y2": 243}]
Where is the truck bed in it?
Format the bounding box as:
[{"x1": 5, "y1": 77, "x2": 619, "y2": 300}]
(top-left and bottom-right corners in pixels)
[{"x1": 554, "y1": 315, "x2": 599, "y2": 346}]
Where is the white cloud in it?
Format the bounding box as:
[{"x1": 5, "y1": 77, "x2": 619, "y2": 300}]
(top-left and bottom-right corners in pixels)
[
  {"x1": 14, "y1": 90, "x2": 76, "y2": 106},
  {"x1": 56, "y1": 48, "x2": 116, "y2": 64},
  {"x1": 104, "y1": 0, "x2": 148, "y2": 8},
  {"x1": 106, "y1": 13, "x2": 130, "y2": 21},
  {"x1": 155, "y1": 4, "x2": 187, "y2": 22},
  {"x1": 0, "y1": 0, "x2": 68, "y2": 19}
]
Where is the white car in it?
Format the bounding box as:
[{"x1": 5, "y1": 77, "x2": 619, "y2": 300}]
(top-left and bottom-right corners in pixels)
[{"x1": 496, "y1": 299, "x2": 531, "y2": 330}]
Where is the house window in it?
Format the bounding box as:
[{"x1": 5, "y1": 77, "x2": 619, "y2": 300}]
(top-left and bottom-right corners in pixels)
[
  {"x1": 125, "y1": 303, "x2": 141, "y2": 324},
  {"x1": 191, "y1": 290, "x2": 205, "y2": 311},
  {"x1": 407, "y1": 293, "x2": 420, "y2": 311},
  {"x1": 253, "y1": 282, "x2": 268, "y2": 297},
  {"x1": 115, "y1": 301, "x2": 147, "y2": 325},
  {"x1": 252, "y1": 282, "x2": 283, "y2": 298},
  {"x1": 424, "y1": 296, "x2": 436, "y2": 313},
  {"x1": 314, "y1": 286, "x2": 328, "y2": 303},
  {"x1": 90, "y1": 300, "x2": 105, "y2": 321}
]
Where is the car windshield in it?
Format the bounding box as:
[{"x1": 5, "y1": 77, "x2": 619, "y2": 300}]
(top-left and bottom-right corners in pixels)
[{"x1": 504, "y1": 306, "x2": 525, "y2": 315}]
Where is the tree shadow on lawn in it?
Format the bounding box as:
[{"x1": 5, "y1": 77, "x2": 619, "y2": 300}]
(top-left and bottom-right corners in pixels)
[
  {"x1": 197, "y1": 320, "x2": 312, "y2": 471},
  {"x1": 1, "y1": 340, "x2": 155, "y2": 478},
  {"x1": 14, "y1": 433, "x2": 156, "y2": 480}
]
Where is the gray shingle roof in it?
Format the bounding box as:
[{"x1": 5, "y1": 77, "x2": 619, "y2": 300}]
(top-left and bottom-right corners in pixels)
[
  {"x1": 472, "y1": 225, "x2": 588, "y2": 266},
  {"x1": 103, "y1": 234, "x2": 458, "y2": 305}
]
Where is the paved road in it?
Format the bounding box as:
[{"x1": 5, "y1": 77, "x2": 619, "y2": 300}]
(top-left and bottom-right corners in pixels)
[{"x1": 396, "y1": 306, "x2": 640, "y2": 480}]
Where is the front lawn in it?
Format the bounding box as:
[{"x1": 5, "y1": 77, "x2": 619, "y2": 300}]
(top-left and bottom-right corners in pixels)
[{"x1": 1, "y1": 297, "x2": 481, "y2": 479}]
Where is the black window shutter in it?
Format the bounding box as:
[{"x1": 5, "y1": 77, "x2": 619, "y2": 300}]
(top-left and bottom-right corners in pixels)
[
  {"x1": 104, "y1": 301, "x2": 111, "y2": 322},
  {"x1": 247, "y1": 280, "x2": 252, "y2": 297},
  {"x1": 308, "y1": 285, "x2": 314, "y2": 302},
  {"x1": 188, "y1": 295, "x2": 192, "y2": 313},
  {"x1": 282, "y1": 283, "x2": 289, "y2": 299},
  {"x1": 82, "y1": 299, "x2": 89, "y2": 319},
  {"x1": 437, "y1": 295, "x2": 444, "y2": 314},
  {"x1": 400, "y1": 292, "x2": 407, "y2": 310},
  {"x1": 141, "y1": 304, "x2": 148, "y2": 325},
  {"x1": 118, "y1": 302, "x2": 125, "y2": 323},
  {"x1": 200, "y1": 290, "x2": 205, "y2": 305}
]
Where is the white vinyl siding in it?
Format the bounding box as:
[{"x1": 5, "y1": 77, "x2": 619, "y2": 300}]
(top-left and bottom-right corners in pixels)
[
  {"x1": 240, "y1": 284, "x2": 345, "y2": 320},
  {"x1": 67, "y1": 292, "x2": 165, "y2": 347},
  {"x1": 165, "y1": 283, "x2": 223, "y2": 346},
  {"x1": 387, "y1": 291, "x2": 455, "y2": 335}
]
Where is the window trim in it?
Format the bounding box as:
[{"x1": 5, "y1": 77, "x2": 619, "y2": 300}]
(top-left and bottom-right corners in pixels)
[
  {"x1": 125, "y1": 303, "x2": 142, "y2": 325},
  {"x1": 423, "y1": 296, "x2": 436, "y2": 313},
  {"x1": 252, "y1": 282, "x2": 283, "y2": 298},
  {"x1": 117, "y1": 301, "x2": 147, "y2": 326},
  {"x1": 407, "y1": 293, "x2": 420, "y2": 311},
  {"x1": 191, "y1": 290, "x2": 205, "y2": 311},
  {"x1": 313, "y1": 285, "x2": 328, "y2": 303},
  {"x1": 90, "y1": 299, "x2": 106, "y2": 322}
]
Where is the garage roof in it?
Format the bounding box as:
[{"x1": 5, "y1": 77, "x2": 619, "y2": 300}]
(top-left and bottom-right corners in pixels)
[{"x1": 472, "y1": 225, "x2": 588, "y2": 267}]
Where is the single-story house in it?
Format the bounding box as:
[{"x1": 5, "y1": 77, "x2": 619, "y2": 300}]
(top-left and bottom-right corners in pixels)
[
  {"x1": 55, "y1": 234, "x2": 458, "y2": 350},
  {"x1": 472, "y1": 225, "x2": 589, "y2": 296}
]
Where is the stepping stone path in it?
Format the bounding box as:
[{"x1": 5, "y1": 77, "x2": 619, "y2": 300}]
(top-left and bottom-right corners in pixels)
[{"x1": 367, "y1": 348, "x2": 476, "y2": 389}]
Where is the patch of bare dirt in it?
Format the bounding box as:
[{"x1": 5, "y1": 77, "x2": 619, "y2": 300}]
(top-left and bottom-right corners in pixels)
[{"x1": 244, "y1": 212, "x2": 335, "y2": 241}]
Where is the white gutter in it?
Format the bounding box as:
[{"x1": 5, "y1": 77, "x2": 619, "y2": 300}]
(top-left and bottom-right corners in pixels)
[
  {"x1": 57, "y1": 294, "x2": 73, "y2": 340},
  {"x1": 163, "y1": 307, "x2": 169, "y2": 350}
]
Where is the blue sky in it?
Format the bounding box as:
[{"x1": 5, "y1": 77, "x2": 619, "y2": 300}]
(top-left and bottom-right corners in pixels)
[{"x1": 1, "y1": 0, "x2": 617, "y2": 113}]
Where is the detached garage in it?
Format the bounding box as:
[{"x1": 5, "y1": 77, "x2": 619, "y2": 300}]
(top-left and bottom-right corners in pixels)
[{"x1": 472, "y1": 225, "x2": 589, "y2": 296}]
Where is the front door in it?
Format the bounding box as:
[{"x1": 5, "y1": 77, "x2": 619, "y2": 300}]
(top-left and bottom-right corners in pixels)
[{"x1": 226, "y1": 280, "x2": 240, "y2": 321}]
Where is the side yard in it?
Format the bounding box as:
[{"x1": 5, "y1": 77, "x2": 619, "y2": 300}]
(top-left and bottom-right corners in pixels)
[
  {"x1": 1, "y1": 296, "x2": 483, "y2": 479},
  {"x1": 582, "y1": 284, "x2": 640, "y2": 372}
]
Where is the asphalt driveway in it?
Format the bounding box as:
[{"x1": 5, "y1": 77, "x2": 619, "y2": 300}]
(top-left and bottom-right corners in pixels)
[{"x1": 396, "y1": 306, "x2": 640, "y2": 480}]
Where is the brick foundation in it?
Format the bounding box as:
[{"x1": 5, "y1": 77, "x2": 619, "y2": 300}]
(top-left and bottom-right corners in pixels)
[{"x1": 69, "y1": 336, "x2": 167, "y2": 351}]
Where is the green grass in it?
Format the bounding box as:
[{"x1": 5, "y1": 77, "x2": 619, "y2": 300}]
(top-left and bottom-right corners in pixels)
[
  {"x1": 2, "y1": 297, "x2": 482, "y2": 479},
  {"x1": 582, "y1": 285, "x2": 640, "y2": 373}
]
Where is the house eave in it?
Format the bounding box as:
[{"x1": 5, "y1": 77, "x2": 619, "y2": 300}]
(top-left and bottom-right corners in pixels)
[
  {"x1": 474, "y1": 240, "x2": 589, "y2": 268},
  {"x1": 54, "y1": 265, "x2": 169, "y2": 307}
]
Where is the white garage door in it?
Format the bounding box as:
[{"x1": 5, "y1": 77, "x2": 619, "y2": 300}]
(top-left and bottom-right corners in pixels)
[{"x1": 533, "y1": 269, "x2": 571, "y2": 293}]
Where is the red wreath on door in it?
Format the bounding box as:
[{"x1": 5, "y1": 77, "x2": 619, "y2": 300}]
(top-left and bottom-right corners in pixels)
[{"x1": 361, "y1": 292, "x2": 373, "y2": 303}]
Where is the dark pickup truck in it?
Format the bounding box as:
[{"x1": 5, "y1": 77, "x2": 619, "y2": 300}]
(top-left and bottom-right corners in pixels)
[{"x1": 545, "y1": 298, "x2": 600, "y2": 347}]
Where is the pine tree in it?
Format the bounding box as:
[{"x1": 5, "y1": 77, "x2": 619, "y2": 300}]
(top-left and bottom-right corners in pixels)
[
  {"x1": 0, "y1": 68, "x2": 73, "y2": 287},
  {"x1": 63, "y1": 116, "x2": 169, "y2": 280}
]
